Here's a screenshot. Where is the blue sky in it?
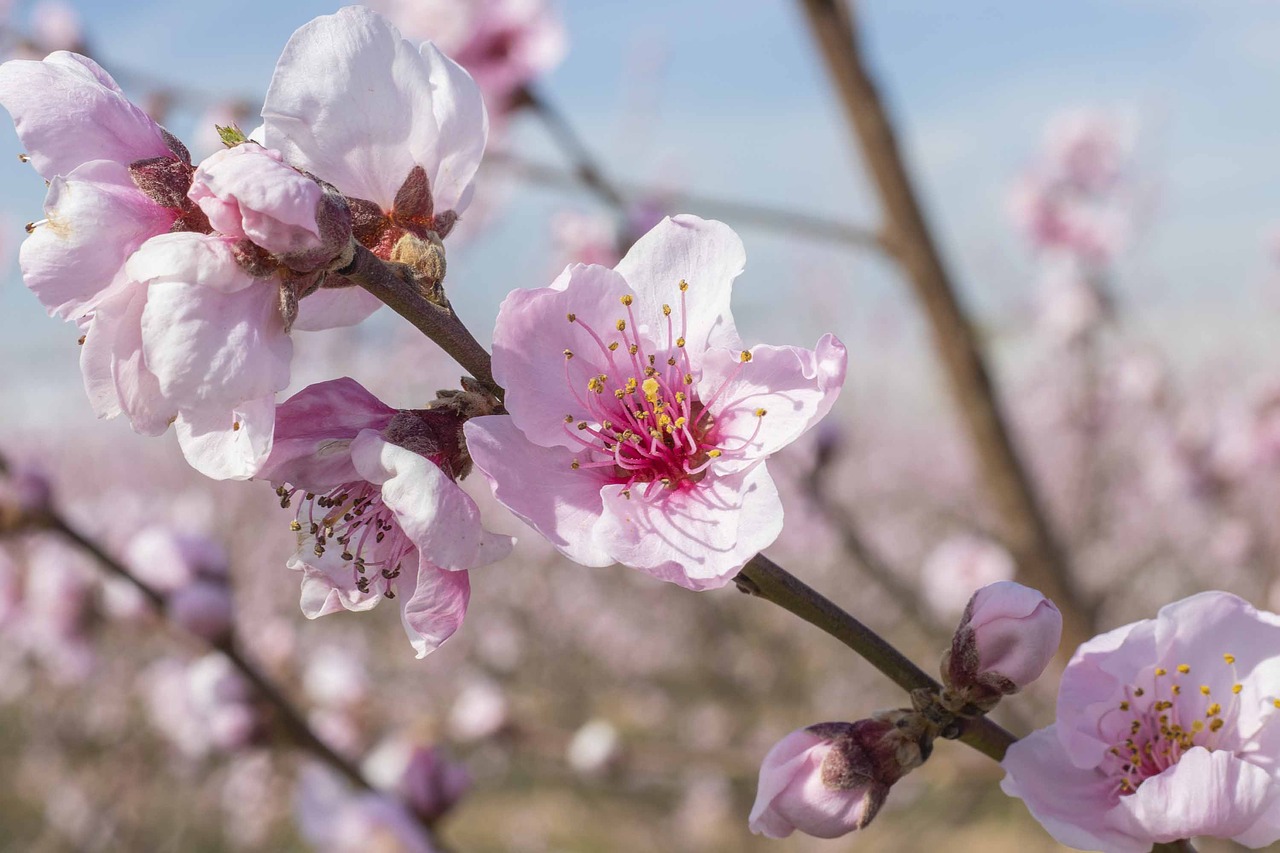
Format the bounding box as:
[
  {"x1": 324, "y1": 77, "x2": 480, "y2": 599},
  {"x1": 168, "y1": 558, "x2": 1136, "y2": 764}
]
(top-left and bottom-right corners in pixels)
[{"x1": 2, "y1": 0, "x2": 1278, "y2": 427}]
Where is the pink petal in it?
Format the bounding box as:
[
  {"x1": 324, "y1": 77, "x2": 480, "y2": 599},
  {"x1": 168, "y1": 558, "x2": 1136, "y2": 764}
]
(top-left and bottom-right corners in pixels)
[
  {"x1": 1055, "y1": 617, "x2": 1151, "y2": 769},
  {"x1": 1000, "y1": 726, "x2": 1149, "y2": 853},
  {"x1": 0, "y1": 51, "x2": 172, "y2": 179},
  {"x1": 133, "y1": 235, "x2": 292, "y2": 413},
  {"x1": 396, "y1": 559, "x2": 471, "y2": 659},
  {"x1": 263, "y1": 6, "x2": 482, "y2": 214},
  {"x1": 174, "y1": 395, "x2": 277, "y2": 481},
  {"x1": 290, "y1": 550, "x2": 382, "y2": 618},
  {"x1": 699, "y1": 333, "x2": 847, "y2": 471},
  {"x1": 188, "y1": 144, "x2": 323, "y2": 254},
  {"x1": 420, "y1": 40, "x2": 487, "y2": 214},
  {"x1": 749, "y1": 729, "x2": 826, "y2": 838},
  {"x1": 1112, "y1": 747, "x2": 1280, "y2": 846},
  {"x1": 351, "y1": 432, "x2": 511, "y2": 571},
  {"x1": 79, "y1": 279, "x2": 173, "y2": 435},
  {"x1": 614, "y1": 215, "x2": 745, "y2": 358},
  {"x1": 595, "y1": 463, "x2": 783, "y2": 590},
  {"x1": 464, "y1": 415, "x2": 615, "y2": 567},
  {"x1": 491, "y1": 263, "x2": 638, "y2": 450},
  {"x1": 257, "y1": 377, "x2": 397, "y2": 490},
  {"x1": 20, "y1": 159, "x2": 174, "y2": 321}
]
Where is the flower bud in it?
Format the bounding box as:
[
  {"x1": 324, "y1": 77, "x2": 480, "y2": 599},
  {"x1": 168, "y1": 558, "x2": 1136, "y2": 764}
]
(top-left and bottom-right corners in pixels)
[
  {"x1": 748, "y1": 719, "x2": 910, "y2": 840},
  {"x1": 188, "y1": 144, "x2": 332, "y2": 259},
  {"x1": 946, "y1": 581, "x2": 1061, "y2": 700},
  {"x1": 168, "y1": 580, "x2": 234, "y2": 643}
]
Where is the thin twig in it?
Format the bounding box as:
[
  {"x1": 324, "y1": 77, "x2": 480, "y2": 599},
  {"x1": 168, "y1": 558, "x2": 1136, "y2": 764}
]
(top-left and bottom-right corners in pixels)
[
  {"x1": 486, "y1": 152, "x2": 888, "y2": 252},
  {"x1": 41, "y1": 512, "x2": 376, "y2": 794},
  {"x1": 736, "y1": 554, "x2": 1018, "y2": 761},
  {"x1": 795, "y1": 0, "x2": 1094, "y2": 651},
  {"x1": 518, "y1": 85, "x2": 629, "y2": 212}
]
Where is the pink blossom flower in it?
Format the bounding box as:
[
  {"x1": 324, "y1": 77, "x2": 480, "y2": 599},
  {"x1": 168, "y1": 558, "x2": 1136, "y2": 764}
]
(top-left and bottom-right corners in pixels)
[
  {"x1": 144, "y1": 653, "x2": 260, "y2": 758},
  {"x1": 920, "y1": 534, "x2": 1016, "y2": 617},
  {"x1": 121, "y1": 524, "x2": 233, "y2": 640},
  {"x1": 370, "y1": 0, "x2": 566, "y2": 115},
  {"x1": 466, "y1": 215, "x2": 846, "y2": 590},
  {"x1": 947, "y1": 581, "x2": 1062, "y2": 702},
  {"x1": 1002, "y1": 591, "x2": 1280, "y2": 852},
  {"x1": 749, "y1": 721, "x2": 905, "y2": 839},
  {"x1": 262, "y1": 6, "x2": 487, "y2": 253},
  {"x1": 257, "y1": 378, "x2": 513, "y2": 657},
  {"x1": 29, "y1": 0, "x2": 83, "y2": 53}
]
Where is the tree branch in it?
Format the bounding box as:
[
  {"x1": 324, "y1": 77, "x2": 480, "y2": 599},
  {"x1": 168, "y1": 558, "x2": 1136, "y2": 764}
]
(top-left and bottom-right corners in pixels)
[{"x1": 795, "y1": 0, "x2": 1094, "y2": 651}]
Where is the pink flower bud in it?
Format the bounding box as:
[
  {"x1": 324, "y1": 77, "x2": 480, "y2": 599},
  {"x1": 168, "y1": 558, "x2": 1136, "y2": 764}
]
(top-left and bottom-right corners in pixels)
[
  {"x1": 399, "y1": 745, "x2": 471, "y2": 823},
  {"x1": 748, "y1": 721, "x2": 900, "y2": 840},
  {"x1": 168, "y1": 581, "x2": 234, "y2": 643},
  {"x1": 188, "y1": 144, "x2": 326, "y2": 257},
  {"x1": 948, "y1": 581, "x2": 1062, "y2": 697}
]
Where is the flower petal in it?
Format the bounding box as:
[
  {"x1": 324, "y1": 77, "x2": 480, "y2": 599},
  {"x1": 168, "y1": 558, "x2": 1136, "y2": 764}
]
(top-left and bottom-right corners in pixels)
[
  {"x1": 79, "y1": 279, "x2": 174, "y2": 434},
  {"x1": 1112, "y1": 747, "x2": 1280, "y2": 846},
  {"x1": 21, "y1": 159, "x2": 174, "y2": 321},
  {"x1": 0, "y1": 51, "x2": 173, "y2": 179},
  {"x1": 174, "y1": 395, "x2": 276, "y2": 481},
  {"x1": 396, "y1": 559, "x2": 471, "y2": 659},
  {"x1": 1000, "y1": 726, "x2": 1149, "y2": 853},
  {"x1": 291, "y1": 549, "x2": 382, "y2": 618},
  {"x1": 351, "y1": 431, "x2": 511, "y2": 571},
  {"x1": 595, "y1": 463, "x2": 782, "y2": 590},
  {"x1": 291, "y1": 284, "x2": 384, "y2": 332},
  {"x1": 420, "y1": 40, "x2": 487, "y2": 214},
  {"x1": 464, "y1": 415, "x2": 615, "y2": 567},
  {"x1": 491, "y1": 263, "x2": 639, "y2": 450},
  {"x1": 699, "y1": 333, "x2": 847, "y2": 470},
  {"x1": 257, "y1": 377, "x2": 396, "y2": 490},
  {"x1": 614, "y1": 215, "x2": 745, "y2": 358}
]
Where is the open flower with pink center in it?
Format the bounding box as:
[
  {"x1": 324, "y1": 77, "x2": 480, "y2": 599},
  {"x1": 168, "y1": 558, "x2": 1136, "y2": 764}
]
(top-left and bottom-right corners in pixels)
[
  {"x1": 466, "y1": 215, "x2": 846, "y2": 590},
  {"x1": 258, "y1": 378, "x2": 513, "y2": 658},
  {"x1": 1002, "y1": 591, "x2": 1280, "y2": 851}
]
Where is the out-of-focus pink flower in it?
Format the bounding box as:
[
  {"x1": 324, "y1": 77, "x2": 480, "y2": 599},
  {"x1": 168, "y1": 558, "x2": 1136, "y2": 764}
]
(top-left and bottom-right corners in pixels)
[
  {"x1": 303, "y1": 643, "x2": 370, "y2": 710},
  {"x1": 168, "y1": 581, "x2": 234, "y2": 642},
  {"x1": 370, "y1": 0, "x2": 566, "y2": 116},
  {"x1": 447, "y1": 677, "x2": 509, "y2": 741},
  {"x1": 551, "y1": 209, "x2": 620, "y2": 269},
  {"x1": 467, "y1": 215, "x2": 846, "y2": 590},
  {"x1": 296, "y1": 764, "x2": 438, "y2": 853},
  {"x1": 262, "y1": 7, "x2": 486, "y2": 250},
  {"x1": 920, "y1": 534, "x2": 1016, "y2": 617},
  {"x1": 121, "y1": 524, "x2": 234, "y2": 640},
  {"x1": 7, "y1": 538, "x2": 96, "y2": 684},
  {"x1": 1035, "y1": 255, "x2": 1108, "y2": 344},
  {"x1": 188, "y1": 144, "x2": 326, "y2": 258},
  {"x1": 947, "y1": 581, "x2": 1061, "y2": 701},
  {"x1": 145, "y1": 653, "x2": 260, "y2": 758},
  {"x1": 364, "y1": 740, "x2": 471, "y2": 824},
  {"x1": 81, "y1": 233, "x2": 292, "y2": 479},
  {"x1": 566, "y1": 719, "x2": 621, "y2": 777},
  {"x1": 258, "y1": 378, "x2": 512, "y2": 657},
  {"x1": 749, "y1": 721, "x2": 908, "y2": 839},
  {"x1": 1043, "y1": 109, "x2": 1132, "y2": 194},
  {"x1": 1002, "y1": 591, "x2": 1280, "y2": 852},
  {"x1": 29, "y1": 0, "x2": 82, "y2": 53}
]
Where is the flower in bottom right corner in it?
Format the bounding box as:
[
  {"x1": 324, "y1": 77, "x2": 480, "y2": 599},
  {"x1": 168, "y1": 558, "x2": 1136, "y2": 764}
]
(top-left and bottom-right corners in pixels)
[{"x1": 1001, "y1": 590, "x2": 1280, "y2": 852}]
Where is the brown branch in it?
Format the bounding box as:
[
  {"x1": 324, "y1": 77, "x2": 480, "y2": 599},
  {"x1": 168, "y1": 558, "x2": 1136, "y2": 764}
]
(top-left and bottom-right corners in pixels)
[
  {"x1": 796, "y1": 0, "x2": 1094, "y2": 651},
  {"x1": 517, "y1": 85, "x2": 629, "y2": 212},
  {"x1": 485, "y1": 152, "x2": 888, "y2": 252}
]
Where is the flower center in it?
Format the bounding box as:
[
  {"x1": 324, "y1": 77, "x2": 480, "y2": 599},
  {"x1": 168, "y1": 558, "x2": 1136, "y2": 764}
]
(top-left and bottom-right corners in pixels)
[
  {"x1": 559, "y1": 283, "x2": 766, "y2": 499},
  {"x1": 1100, "y1": 653, "x2": 1279, "y2": 796},
  {"x1": 277, "y1": 482, "x2": 408, "y2": 598}
]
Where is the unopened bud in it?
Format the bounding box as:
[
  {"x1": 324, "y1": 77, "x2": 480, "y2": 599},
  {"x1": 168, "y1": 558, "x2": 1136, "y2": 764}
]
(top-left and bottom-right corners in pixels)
[
  {"x1": 945, "y1": 580, "x2": 1062, "y2": 705},
  {"x1": 389, "y1": 231, "x2": 447, "y2": 292},
  {"x1": 168, "y1": 580, "x2": 234, "y2": 643},
  {"x1": 382, "y1": 408, "x2": 472, "y2": 480},
  {"x1": 749, "y1": 717, "x2": 921, "y2": 840}
]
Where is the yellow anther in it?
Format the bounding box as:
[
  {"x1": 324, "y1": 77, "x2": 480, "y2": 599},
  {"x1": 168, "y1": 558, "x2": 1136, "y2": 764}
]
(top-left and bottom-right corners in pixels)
[
  {"x1": 621, "y1": 489, "x2": 631, "y2": 499},
  {"x1": 616, "y1": 319, "x2": 626, "y2": 331},
  {"x1": 608, "y1": 341, "x2": 619, "y2": 351},
  {"x1": 1134, "y1": 687, "x2": 1145, "y2": 697},
  {"x1": 601, "y1": 420, "x2": 613, "y2": 431},
  {"x1": 1200, "y1": 685, "x2": 1211, "y2": 696},
  {"x1": 1155, "y1": 668, "x2": 1167, "y2": 677},
  {"x1": 1177, "y1": 664, "x2": 1191, "y2": 674},
  {"x1": 739, "y1": 350, "x2": 752, "y2": 363},
  {"x1": 707, "y1": 449, "x2": 722, "y2": 458},
  {"x1": 684, "y1": 373, "x2": 694, "y2": 385},
  {"x1": 755, "y1": 408, "x2": 767, "y2": 417},
  {"x1": 667, "y1": 357, "x2": 677, "y2": 366},
  {"x1": 1274, "y1": 699, "x2": 1280, "y2": 709},
  {"x1": 649, "y1": 429, "x2": 662, "y2": 440},
  {"x1": 1224, "y1": 654, "x2": 1236, "y2": 664},
  {"x1": 1206, "y1": 703, "x2": 1221, "y2": 716},
  {"x1": 645, "y1": 367, "x2": 657, "y2": 377},
  {"x1": 676, "y1": 336, "x2": 686, "y2": 348},
  {"x1": 642, "y1": 377, "x2": 660, "y2": 404},
  {"x1": 564, "y1": 349, "x2": 574, "y2": 359},
  {"x1": 587, "y1": 376, "x2": 605, "y2": 393},
  {"x1": 577, "y1": 422, "x2": 589, "y2": 431},
  {"x1": 570, "y1": 460, "x2": 580, "y2": 470},
  {"x1": 567, "y1": 312, "x2": 576, "y2": 322},
  {"x1": 629, "y1": 344, "x2": 639, "y2": 356},
  {"x1": 675, "y1": 391, "x2": 686, "y2": 403},
  {"x1": 620, "y1": 294, "x2": 633, "y2": 306},
  {"x1": 662, "y1": 304, "x2": 672, "y2": 316},
  {"x1": 625, "y1": 378, "x2": 638, "y2": 394},
  {"x1": 1233, "y1": 684, "x2": 1243, "y2": 695},
  {"x1": 678, "y1": 279, "x2": 688, "y2": 291},
  {"x1": 564, "y1": 415, "x2": 574, "y2": 423},
  {"x1": 674, "y1": 417, "x2": 687, "y2": 428},
  {"x1": 290, "y1": 520, "x2": 302, "y2": 532},
  {"x1": 1172, "y1": 684, "x2": 1181, "y2": 695},
  {"x1": 615, "y1": 389, "x2": 626, "y2": 399},
  {"x1": 1119, "y1": 701, "x2": 1130, "y2": 711},
  {"x1": 1191, "y1": 720, "x2": 1205, "y2": 733},
  {"x1": 1210, "y1": 718, "x2": 1226, "y2": 732}
]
